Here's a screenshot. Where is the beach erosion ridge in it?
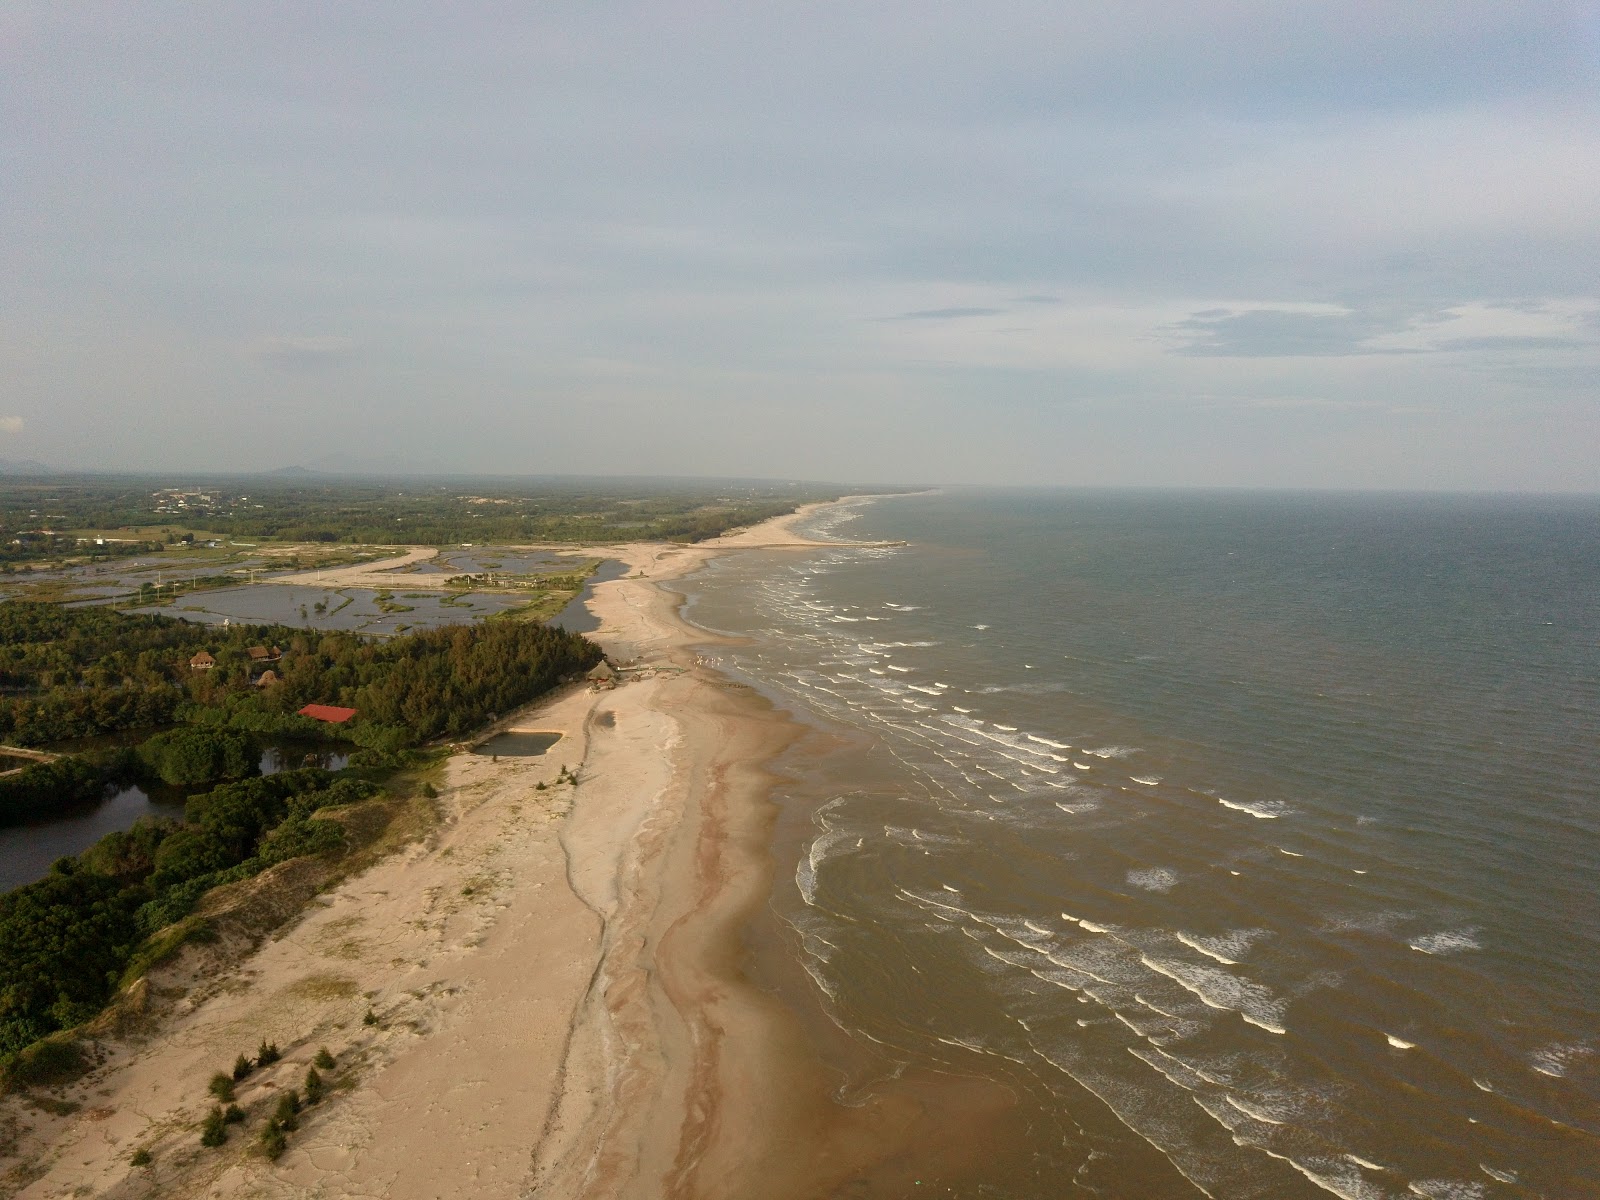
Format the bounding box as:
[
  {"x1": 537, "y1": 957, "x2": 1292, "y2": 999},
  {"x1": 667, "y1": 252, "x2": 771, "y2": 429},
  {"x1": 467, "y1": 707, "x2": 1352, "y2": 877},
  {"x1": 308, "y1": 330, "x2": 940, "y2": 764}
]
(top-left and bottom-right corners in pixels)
[{"x1": 8, "y1": 494, "x2": 968, "y2": 1200}]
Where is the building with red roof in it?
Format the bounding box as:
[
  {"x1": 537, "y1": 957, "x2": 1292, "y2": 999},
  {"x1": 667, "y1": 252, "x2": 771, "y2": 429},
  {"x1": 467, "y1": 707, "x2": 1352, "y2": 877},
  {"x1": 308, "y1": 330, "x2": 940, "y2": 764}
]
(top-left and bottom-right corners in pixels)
[{"x1": 298, "y1": 703, "x2": 358, "y2": 724}]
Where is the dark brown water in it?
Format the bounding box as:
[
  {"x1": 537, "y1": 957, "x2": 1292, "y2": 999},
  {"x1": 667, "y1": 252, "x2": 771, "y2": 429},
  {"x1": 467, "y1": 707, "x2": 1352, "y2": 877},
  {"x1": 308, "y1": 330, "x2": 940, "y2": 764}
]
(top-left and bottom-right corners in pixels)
[
  {"x1": 682, "y1": 490, "x2": 1600, "y2": 1199},
  {"x1": 0, "y1": 740, "x2": 349, "y2": 891}
]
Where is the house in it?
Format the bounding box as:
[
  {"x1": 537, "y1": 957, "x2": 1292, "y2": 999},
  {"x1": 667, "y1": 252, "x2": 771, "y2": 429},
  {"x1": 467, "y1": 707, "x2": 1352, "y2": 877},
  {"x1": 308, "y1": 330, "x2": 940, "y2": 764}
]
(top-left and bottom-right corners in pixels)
[
  {"x1": 254, "y1": 669, "x2": 280, "y2": 689},
  {"x1": 189, "y1": 651, "x2": 216, "y2": 671},
  {"x1": 247, "y1": 645, "x2": 283, "y2": 663},
  {"x1": 586, "y1": 660, "x2": 617, "y2": 689},
  {"x1": 298, "y1": 703, "x2": 357, "y2": 724}
]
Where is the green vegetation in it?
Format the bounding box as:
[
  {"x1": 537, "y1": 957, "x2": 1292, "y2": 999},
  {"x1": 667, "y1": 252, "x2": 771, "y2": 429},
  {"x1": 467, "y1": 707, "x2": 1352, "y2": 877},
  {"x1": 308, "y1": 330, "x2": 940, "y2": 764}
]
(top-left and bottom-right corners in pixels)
[
  {"x1": 140, "y1": 728, "x2": 256, "y2": 787},
  {"x1": 200, "y1": 1106, "x2": 227, "y2": 1147},
  {"x1": 130, "y1": 1146, "x2": 152, "y2": 1167},
  {"x1": 208, "y1": 1072, "x2": 235, "y2": 1102},
  {"x1": 260, "y1": 1118, "x2": 287, "y2": 1159},
  {"x1": 0, "y1": 770, "x2": 366, "y2": 1060},
  {"x1": 0, "y1": 476, "x2": 851, "y2": 548},
  {"x1": 232, "y1": 1053, "x2": 254, "y2": 1081},
  {"x1": 0, "y1": 755, "x2": 135, "y2": 825},
  {"x1": 0, "y1": 602, "x2": 600, "y2": 830},
  {"x1": 273, "y1": 1089, "x2": 300, "y2": 1131},
  {"x1": 313, "y1": 1046, "x2": 335, "y2": 1069},
  {"x1": 255, "y1": 1040, "x2": 281, "y2": 1068}
]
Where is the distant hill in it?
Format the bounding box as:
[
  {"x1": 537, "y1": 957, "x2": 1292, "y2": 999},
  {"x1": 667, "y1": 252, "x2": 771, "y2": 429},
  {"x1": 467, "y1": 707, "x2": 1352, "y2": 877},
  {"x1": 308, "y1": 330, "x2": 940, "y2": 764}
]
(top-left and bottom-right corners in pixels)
[
  {"x1": 0, "y1": 458, "x2": 51, "y2": 476},
  {"x1": 266, "y1": 464, "x2": 314, "y2": 476}
]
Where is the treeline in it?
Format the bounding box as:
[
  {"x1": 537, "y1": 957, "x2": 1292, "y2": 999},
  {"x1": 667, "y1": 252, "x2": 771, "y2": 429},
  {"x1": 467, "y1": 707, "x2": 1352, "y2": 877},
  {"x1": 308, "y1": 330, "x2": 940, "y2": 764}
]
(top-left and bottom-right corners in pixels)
[
  {"x1": 0, "y1": 770, "x2": 375, "y2": 1059},
  {"x1": 0, "y1": 604, "x2": 308, "y2": 746},
  {"x1": 0, "y1": 478, "x2": 857, "y2": 548},
  {"x1": 0, "y1": 535, "x2": 166, "y2": 568}
]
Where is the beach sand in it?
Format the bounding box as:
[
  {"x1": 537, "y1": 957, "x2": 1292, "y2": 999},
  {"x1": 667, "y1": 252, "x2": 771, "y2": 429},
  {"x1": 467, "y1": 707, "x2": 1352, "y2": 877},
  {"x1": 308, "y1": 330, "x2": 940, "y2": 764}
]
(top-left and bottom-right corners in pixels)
[{"x1": 3, "y1": 496, "x2": 1006, "y2": 1200}]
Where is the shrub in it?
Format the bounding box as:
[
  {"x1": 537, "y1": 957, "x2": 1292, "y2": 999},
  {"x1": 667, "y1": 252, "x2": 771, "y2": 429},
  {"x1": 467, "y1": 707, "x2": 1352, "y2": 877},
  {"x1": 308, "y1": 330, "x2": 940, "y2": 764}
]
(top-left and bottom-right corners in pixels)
[
  {"x1": 130, "y1": 1147, "x2": 152, "y2": 1167},
  {"x1": 223, "y1": 1103, "x2": 245, "y2": 1124},
  {"x1": 256, "y1": 1040, "x2": 279, "y2": 1068},
  {"x1": 313, "y1": 1046, "x2": 335, "y2": 1069},
  {"x1": 200, "y1": 1106, "x2": 227, "y2": 1147},
  {"x1": 208, "y1": 1072, "x2": 234, "y2": 1102},
  {"x1": 138, "y1": 727, "x2": 258, "y2": 787},
  {"x1": 362, "y1": 1008, "x2": 378, "y2": 1026},
  {"x1": 303, "y1": 1066, "x2": 323, "y2": 1105},
  {"x1": 1, "y1": 1037, "x2": 89, "y2": 1089},
  {"x1": 232, "y1": 1054, "x2": 254, "y2": 1081},
  {"x1": 260, "y1": 1118, "x2": 286, "y2": 1160},
  {"x1": 420, "y1": 782, "x2": 438, "y2": 799},
  {"x1": 273, "y1": 1090, "x2": 300, "y2": 1131}
]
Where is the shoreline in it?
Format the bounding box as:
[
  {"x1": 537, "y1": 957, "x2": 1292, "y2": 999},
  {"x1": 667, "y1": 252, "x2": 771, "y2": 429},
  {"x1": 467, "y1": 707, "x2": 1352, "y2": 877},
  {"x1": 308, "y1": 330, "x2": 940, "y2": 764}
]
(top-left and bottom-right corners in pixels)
[{"x1": 4, "y1": 493, "x2": 943, "y2": 1199}]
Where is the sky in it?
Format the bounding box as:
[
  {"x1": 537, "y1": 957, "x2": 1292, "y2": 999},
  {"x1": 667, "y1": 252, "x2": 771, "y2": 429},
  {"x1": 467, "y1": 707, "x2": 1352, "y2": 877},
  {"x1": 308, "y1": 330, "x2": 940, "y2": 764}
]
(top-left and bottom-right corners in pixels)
[{"x1": 3, "y1": 2, "x2": 1598, "y2": 490}]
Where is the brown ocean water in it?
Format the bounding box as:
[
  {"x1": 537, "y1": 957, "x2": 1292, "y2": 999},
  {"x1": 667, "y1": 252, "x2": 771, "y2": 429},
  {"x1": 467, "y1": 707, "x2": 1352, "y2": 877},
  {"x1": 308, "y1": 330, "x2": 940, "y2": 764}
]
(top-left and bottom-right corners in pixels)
[{"x1": 680, "y1": 490, "x2": 1600, "y2": 1199}]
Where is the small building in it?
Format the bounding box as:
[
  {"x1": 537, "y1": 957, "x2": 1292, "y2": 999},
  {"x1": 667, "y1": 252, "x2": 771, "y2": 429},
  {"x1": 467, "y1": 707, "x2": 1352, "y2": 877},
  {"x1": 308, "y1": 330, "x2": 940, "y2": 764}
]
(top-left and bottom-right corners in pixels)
[
  {"x1": 254, "y1": 669, "x2": 280, "y2": 689},
  {"x1": 189, "y1": 651, "x2": 216, "y2": 671},
  {"x1": 247, "y1": 645, "x2": 282, "y2": 663},
  {"x1": 298, "y1": 703, "x2": 358, "y2": 724},
  {"x1": 586, "y1": 661, "x2": 617, "y2": 688}
]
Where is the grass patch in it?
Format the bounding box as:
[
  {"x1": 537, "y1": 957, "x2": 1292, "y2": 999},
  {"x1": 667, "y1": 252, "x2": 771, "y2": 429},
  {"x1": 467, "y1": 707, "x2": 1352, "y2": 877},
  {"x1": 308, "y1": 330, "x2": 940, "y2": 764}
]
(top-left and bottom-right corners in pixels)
[{"x1": 2, "y1": 1037, "x2": 89, "y2": 1092}]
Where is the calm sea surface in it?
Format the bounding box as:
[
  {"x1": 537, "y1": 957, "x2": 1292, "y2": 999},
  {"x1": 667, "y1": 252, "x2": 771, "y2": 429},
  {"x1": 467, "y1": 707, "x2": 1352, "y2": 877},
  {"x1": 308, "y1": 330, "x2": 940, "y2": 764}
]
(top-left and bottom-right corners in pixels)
[{"x1": 682, "y1": 490, "x2": 1600, "y2": 1199}]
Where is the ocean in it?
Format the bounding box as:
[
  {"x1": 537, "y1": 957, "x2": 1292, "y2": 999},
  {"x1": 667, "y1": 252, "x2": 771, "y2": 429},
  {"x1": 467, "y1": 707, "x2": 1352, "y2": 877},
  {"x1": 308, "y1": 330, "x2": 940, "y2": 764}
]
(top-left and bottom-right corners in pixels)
[{"x1": 680, "y1": 489, "x2": 1600, "y2": 1199}]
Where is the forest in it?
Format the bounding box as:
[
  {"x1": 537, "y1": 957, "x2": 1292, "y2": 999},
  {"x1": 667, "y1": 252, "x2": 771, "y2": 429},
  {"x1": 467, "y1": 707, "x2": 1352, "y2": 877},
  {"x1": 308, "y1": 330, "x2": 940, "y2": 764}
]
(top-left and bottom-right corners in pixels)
[
  {"x1": 0, "y1": 601, "x2": 602, "y2": 1068},
  {"x1": 0, "y1": 601, "x2": 600, "y2": 755},
  {"x1": 0, "y1": 770, "x2": 376, "y2": 1059}
]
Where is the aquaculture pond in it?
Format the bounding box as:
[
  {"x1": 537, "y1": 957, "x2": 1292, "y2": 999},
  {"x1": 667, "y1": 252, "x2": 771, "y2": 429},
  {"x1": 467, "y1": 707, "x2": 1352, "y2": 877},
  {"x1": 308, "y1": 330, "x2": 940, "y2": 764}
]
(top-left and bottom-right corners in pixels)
[{"x1": 130, "y1": 584, "x2": 531, "y2": 634}]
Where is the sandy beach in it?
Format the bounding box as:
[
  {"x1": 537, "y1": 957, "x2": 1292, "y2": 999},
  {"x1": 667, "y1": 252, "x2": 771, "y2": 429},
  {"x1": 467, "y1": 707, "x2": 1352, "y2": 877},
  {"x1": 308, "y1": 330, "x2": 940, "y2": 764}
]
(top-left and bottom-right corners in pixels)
[{"x1": 3, "y1": 496, "x2": 969, "y2": 1200}]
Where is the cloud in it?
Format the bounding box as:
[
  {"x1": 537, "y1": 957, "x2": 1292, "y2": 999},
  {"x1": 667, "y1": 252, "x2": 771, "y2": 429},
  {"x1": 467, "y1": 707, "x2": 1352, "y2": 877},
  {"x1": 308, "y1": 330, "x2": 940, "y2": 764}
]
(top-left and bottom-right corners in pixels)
[
  {"x1": 0, "y1": 417, "x2": 23, "y2": 434},
  {"x1": 892, "y1": 307, "x2": 1007, "y2": 321},
  {"x1": 252, "y1": 337, "x2": 357, "y2": 371},
  {"x1": 1168, "y1": 307, "x2": 1419, "y2": 358}
]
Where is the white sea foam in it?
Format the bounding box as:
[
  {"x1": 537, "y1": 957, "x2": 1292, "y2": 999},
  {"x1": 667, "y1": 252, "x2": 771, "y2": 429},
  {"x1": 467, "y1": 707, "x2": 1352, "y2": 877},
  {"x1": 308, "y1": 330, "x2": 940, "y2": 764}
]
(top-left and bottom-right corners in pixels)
[
  {"x1": 951, "y1": 705, "x2": 972, "y2": 712},
  {"x1": 1086, "y1": 745, "x2": 1139, "y2": 759},
  {"x1": 1530, "y1": 1041, "x2": 1589, "y2": 1078},
  {"x1": 1345, "y1": 1154, "x2": 1386, "y2": 1172},
  {"x1": 1408, "y1": 1180, "x2": 1485, "y2": 1200},
  {"x1": 1253, "y1": 1150, "x2": 1393, "y2": 1200},
  {"x1": 1385, "y1": 1034, "x2": 1416, "y2": 1049},
  {"x1": 1130, "y1": 775, "x2": 1162, "y2": 786},
  {"x1": 1408, "y1": 928, "x2": 1481, "y2": 955},
  {"x1": 1216, "y1": 796, "x2": 1289, "y2": 819},
  {"x1": 1222, "y1": 1093, "x2": 1284, "y2": 1125},
  {"x1": 1278, "y1": 848, "x2": 1304, "y2": 857},
  {"x1": 994, "y1": 724, "x2": 1018, "y2": 731},
  {"x1": 1174, "y1": 928, "x2": 1270, "y2": 965},
  {"x1": 1073, "y1": 761, "x2": 1093, "y2": 770},
  {"x1": 1140, "y1": 956, "x2": 1287, "y2": 1034},
  {"x1": 972, "y1": 623, "x2": 989, "y2": 630},
  {"x1": 1478, "y1": 1165, "x2": 1516, "y2": 1184},
  {"x1": 1127, "y1": 867, "x2": 1178, "y2": 893}
]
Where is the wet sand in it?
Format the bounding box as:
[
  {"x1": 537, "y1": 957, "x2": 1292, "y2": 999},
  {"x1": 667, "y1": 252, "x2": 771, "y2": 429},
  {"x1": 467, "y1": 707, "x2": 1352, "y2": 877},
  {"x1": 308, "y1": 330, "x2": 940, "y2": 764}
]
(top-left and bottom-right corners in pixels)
[{"x1": 5, "y1": 497, "x2": 1003, "y2": 1200}]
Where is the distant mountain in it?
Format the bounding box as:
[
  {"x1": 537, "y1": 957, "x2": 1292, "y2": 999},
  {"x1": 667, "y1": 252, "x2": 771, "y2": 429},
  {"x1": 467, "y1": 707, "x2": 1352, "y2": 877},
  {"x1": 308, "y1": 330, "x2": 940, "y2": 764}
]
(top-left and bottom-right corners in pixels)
[
  {"x1": 0, "y1": 458, "x2": 51, "y2": 475},
  {"x1": 266, "y1": 464, "x2": 314, "y2": 476}
]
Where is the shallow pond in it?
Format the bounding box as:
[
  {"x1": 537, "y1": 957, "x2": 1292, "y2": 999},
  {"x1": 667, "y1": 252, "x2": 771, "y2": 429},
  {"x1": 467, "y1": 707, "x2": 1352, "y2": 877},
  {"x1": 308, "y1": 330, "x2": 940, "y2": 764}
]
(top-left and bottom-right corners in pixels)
[{"x1": 472, "y1": 731, "x2": 562, "y2": 757}]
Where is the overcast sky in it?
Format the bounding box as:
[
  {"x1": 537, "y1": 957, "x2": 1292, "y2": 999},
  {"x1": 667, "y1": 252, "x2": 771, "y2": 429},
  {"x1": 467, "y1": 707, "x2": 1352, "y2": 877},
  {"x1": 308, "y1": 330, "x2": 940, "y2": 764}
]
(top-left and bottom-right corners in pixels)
[{"x1": 3, "y1": 3, "x2": 1598, "y2": 489}]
